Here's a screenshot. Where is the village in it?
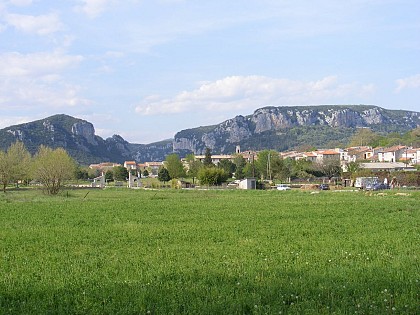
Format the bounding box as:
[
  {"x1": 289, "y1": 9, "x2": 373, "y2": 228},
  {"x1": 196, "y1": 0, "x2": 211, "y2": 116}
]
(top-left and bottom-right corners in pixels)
[{"x1": 87, "y1": 144, "x2": 420, "y2": 189}]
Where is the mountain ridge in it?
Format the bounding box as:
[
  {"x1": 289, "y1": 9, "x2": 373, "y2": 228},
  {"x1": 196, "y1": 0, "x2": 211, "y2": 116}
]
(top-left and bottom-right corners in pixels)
[
  {"x1": 1, "y1": 105, "x2": 419, "y2": 163},
  {"x1": 173, "y1": 105, "x2": 420, "y2": 154}
]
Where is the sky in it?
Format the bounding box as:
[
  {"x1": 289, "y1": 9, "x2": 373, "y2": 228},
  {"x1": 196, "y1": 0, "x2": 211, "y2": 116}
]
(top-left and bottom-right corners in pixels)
[{"x1": 0, "y1": 0, "x2": 419, "y2": 144}]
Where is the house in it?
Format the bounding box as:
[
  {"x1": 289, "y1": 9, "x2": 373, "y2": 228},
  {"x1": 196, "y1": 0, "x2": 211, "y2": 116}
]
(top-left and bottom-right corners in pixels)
[
  {"x1": 299, "y1": 152, "x2": 317, "y2": 163},
  {"x1": 238, "y1": 150, "x2": 258, "y2": 162},
  {"x1": 89, "y1": 162, "x2": 121, "y2": 172},
  {"x1": 315, "y1": 149, "x2": 341, "y2": 163},
  {"x1": 124, "y1": 161, "x2": 137, "y2": 170},
  {"x1": 345, "y1": 146, "x2": 374, "y2": 162},
  {"x1": 143, "y1": 161, "x2": 164, "y2": 176},
  {"x1": 195, "y1": 154, "x2": 233, "y2": 165},
  {"x1": 401, "y1": 148, "x2": 419, "y2": 165},
  {"x1": 377, "y1": 145, "x2": 407, "y2": 163}
]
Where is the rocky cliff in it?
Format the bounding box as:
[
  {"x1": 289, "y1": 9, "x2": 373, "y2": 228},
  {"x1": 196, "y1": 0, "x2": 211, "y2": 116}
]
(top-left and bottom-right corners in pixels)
[
  {"x1": 0, "y1": 114, "x2": 172, "y2": 164},
  {"x1": 173, "y1": 105, "x2": 420, "y2": 154},
  {"x1": 1, "y1": 105, "x2": 419, "y2": 164}
]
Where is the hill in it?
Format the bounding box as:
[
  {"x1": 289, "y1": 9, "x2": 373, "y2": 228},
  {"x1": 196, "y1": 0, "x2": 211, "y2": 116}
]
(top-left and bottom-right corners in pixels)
[
  {"x1": 173, "y1": 105, "x2": 420, "y2": 154},
  {"x1": 0, "y1": 114, "x2": 172, "y2": 164},
  {"x1": 1, "y1": 105, "x2": 419, "y2": 163}
]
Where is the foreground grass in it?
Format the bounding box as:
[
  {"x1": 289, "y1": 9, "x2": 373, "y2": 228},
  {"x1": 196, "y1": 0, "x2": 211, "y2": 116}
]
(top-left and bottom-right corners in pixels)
[{"x1": 0, "y1": 188, "x2": 419, "y2": 314}]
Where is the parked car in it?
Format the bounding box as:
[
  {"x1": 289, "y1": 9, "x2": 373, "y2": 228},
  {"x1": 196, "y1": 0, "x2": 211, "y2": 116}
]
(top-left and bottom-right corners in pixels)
[
  {"x1": 276, "y1": 184, "x2": 291, "y2": 191},
  {"x1": 366, "y1": 183, "x2": 390, "y2": 191},
  {"x1": 319, "y1": 183, "x2": 330, "y2": 190}
]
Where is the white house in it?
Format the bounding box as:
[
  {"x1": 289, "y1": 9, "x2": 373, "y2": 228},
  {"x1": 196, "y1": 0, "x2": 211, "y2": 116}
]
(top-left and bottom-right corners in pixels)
[{"x1": 377, "y1": 145, "x2": 407, "y2": 163}]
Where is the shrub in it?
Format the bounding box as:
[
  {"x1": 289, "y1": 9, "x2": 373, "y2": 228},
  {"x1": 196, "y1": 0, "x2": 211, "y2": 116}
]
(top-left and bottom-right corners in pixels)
[{"x1": 198, "y1": 167, "x2": 228, "y2": 186}]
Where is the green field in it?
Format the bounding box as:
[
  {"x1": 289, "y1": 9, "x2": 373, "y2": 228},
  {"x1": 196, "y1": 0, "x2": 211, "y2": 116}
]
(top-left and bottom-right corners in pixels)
[{"x1": 1, "y1": 188, "x2": 419, "y2": 314}]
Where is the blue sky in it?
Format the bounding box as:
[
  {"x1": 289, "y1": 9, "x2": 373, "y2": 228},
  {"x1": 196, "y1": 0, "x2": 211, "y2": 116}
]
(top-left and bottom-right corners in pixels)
[{"x1": 0, "y1": 0, "x2": 419, "y2": 144}]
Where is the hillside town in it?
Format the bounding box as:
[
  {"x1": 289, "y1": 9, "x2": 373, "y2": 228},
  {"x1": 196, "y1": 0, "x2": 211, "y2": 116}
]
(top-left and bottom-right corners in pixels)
[{"x1": 88, "y1": 144, "x2": 419, "y2": 188}]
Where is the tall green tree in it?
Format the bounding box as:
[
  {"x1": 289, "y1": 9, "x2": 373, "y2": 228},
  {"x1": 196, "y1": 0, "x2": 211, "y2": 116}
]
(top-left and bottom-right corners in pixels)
[
  {"x1": 255, "y1": 150, "x2": 281, "y2": 180},
  {"x1": 105, "y1": 170, "x2": 114, "y2": 182},
  {"x1": 203, "y1": 148, "x2": 213, "y2": 167},
  {"x1": 75, "y1": 166, "x2": 89, "y2": 180},
  {"x1": 0, "y1": 141, "x2": 31, "y2": 192},
  {"x1": 32, "y1": 146, "x2": 76, "y2": 195},
  {"x1": 271, "y1": 158, "x2": 292, "y2": 182},
  {"x1": 158, "y1": 167, "x2": 171, "y2": 183},
  {"x1": 233, "y1": 154, "x2": 247, "y2": 180},
  {"x1": 113, "y1": 166, "x2": 128, "y2": 181},
  {"x1": 218, "y1": 159, "x2": 235, "y2": 178},
  {"x1": 185, "y1": 154, "x2": 202, "y2": 183},
  {"x1": 165, "y1": 154, "x2": 185, "y2": 179}
]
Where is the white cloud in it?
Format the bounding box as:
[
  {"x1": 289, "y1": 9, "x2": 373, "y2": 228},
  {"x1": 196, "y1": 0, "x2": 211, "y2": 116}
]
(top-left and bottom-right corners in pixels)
[
  {"x1": 75, "y1": 0, "x2": 115, "y2": 18},
  {"x1": 8, "y1": 0, "x2": 32, "y2": 6},
  {"x1": 395, "y1": 74, "x2": 420, "y2": 92},
  {"x1": 0, "y1": 51, "x2": 83, "y2": 77},
  {"x1": 0, "y1": 115, "x2": 34, "y2": 130},
  {"x1": 135, "y1": 75, "x2": 375, "y2": 116},
  {"x1": 0, "y1": 51, "x2": 90, "y2": 109},
  {"x1": 5, "y1": 12, "x2": 63, "y2": 35}
]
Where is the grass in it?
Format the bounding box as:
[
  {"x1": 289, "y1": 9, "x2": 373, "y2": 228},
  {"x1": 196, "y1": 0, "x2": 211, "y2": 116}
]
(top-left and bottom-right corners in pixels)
[{"x1": 0, "y1": 188, "x2": 419, "y2": 314}]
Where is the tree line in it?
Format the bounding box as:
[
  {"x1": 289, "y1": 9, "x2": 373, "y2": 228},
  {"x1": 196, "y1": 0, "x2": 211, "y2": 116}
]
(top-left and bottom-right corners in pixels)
[
  {"x1": 0, "y1": 142, "x2": 75, "y2": 194},
  {"x1": 158, "y1": 148, "x2": 343, "y2": 186}
]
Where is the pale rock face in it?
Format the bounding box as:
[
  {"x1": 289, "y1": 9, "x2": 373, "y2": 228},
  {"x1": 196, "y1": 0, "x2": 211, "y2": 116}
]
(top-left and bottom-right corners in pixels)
[
  {"x1": 172, "y1": 106, "x2": 420, "y2": 155},
  {"x1": 43, "y1": 120, "x2": 55, "y2": 132},
  {"x1": 252, "y1": 109, "x2": 294, "y2": 132},
  {"x1": 201, "y1": 133, "x2": 216, "y2": 150},
  {"x1": 173, "y1": 137, "x2": 200, "y2": 153},
  {"x1": 217, "y1": 116, "x2": 252, "y2": 143},
  {"x1": 7, "y1": 129, "x2": 24, "y2": 141},
  {"x1": 361, "y1": 108, "x2": 384, "y2": 124},
  {"x1": 71, "y1": 121, "x2": 97, "y2": 145},
  {"x1": 296, "y1": 110, "x2": 317, "y2": 126}
]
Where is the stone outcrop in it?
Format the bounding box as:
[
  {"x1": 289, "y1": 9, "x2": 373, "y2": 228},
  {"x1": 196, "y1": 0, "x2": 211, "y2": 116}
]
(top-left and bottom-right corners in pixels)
[
  {"x1": 71, "y1": 121, "x2": 97, "y2": 145},
  {"x1": 173, "y1": 105, "x2": 420, "y2": 154}
]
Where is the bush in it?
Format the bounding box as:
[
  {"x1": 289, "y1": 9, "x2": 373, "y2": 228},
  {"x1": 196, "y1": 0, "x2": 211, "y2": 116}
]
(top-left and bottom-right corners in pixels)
[{"x1": 198, "y1": 167, "x2": 228, "y2": 186}]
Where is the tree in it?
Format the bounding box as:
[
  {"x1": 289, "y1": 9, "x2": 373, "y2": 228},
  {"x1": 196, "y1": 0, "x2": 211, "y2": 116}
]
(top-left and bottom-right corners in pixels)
[
  {"x1": 291, "y1": 158, "x2": 314, "y2": 180},
  {"x1": 32, "y1": 146, "x2": 76, "y2": 195},
  {"x1": 185, "y1": 154, "x2": 202, "y2": 183},
  {"x1": 165, "y1": 154, "x2": 185, "y2": 179},
  {"x1": 0, "y1": 141, "x2": 31, "y2": 192},
  {"x1": 218, "y1": 159, "x2": 235, "y2": 178},
  {"x1": 203, "y1": 148, "x2": 213, "y2": 167},
  {"x1": 233, "y1": 154, "x2": 246, "y2": 180},
  {"x1": 75, "y1": 166, "x2": 89, "y2": 180},
  {"x1": 315, "y1": 159, "x2": 342, "y2": 179},
  {"x1": 113, "y1": 165, "x2": 128, "y2": 181},
  {"x1": 105, "y1": 170, "x2": 114, "y2": 182},
  {"x1": 142, "y1": 169, "x2": 149, "y2": 177},
  {"x1": 158, "y1": 167, "x2": 171, "y2": 183},
  {"x1": 255, "y1": 150, "x2": 280, "y2": 180},
  {"x1": 271, "y1": 158, "x2": 292, "y2": 182},
  {"x1": 348, "y1": 128, "x2": 379, "y2": 147},
  {"x1": 198, "y1": 167, "x2": 228, "y2": 186}
]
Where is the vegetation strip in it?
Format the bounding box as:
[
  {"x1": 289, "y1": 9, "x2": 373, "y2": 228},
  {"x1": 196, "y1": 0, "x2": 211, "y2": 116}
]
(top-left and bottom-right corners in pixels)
[{"x1": 1, "y1": 189, "x2": 418, "y2": 314}]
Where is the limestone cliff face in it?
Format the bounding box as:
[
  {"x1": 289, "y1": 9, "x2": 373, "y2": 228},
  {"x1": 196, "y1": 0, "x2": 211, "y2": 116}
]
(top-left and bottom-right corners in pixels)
[
  {"x1": 71, "y1": 121, "x2": 97, "y2": 145},
  {"x1": 250, "y1": 106, "x2": 391, "y2": 131},
  {"x1": 173, "y1": 105, "x2": 420, "y2": 154},
  {"x1": 173, "y1": 115, "x2": 252, "y2": 154},
  {"x1": 0, "y1": 114, "x2": 174, "y2": 163}
]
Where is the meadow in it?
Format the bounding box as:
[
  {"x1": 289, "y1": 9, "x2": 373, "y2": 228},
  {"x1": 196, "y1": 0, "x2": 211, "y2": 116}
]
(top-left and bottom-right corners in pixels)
[{"x1": 0, "y1": 188, "x2": 419, "y2": 314}]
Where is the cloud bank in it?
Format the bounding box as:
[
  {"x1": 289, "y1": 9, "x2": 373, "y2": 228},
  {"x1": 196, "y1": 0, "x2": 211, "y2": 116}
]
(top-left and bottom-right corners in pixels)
[
  {"x1": 395, "y1": 74, "x2": 420, "y2": 92},
  {"x1": 135, "y1": 75, "x2": 375, "y2": 116}
]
